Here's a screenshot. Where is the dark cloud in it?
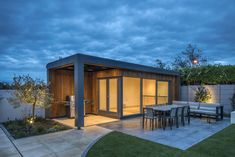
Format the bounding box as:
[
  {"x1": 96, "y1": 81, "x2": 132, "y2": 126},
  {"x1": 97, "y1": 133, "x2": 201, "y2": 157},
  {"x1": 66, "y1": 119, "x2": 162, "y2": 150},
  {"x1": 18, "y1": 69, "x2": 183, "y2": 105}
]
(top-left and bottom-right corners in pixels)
[{"x1": 0, "y1": 0, "x2": 235, "y2": 82}]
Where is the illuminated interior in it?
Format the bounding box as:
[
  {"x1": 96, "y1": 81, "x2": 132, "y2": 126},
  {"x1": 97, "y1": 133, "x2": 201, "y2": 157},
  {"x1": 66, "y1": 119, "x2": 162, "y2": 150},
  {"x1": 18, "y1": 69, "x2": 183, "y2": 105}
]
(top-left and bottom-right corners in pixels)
[
  {"x1": 123, "y1": 77, "x2": 140, "y2": 115},
  {"x1": 99, "y1": 77, "x2": 170, "y2": 116},
  {"x1": 142, "y1": 79, "x2": 156, "y2": 107},
  {"x1": 157, "y1": 81, "x2": 169, "y2": 104},
  {"x1": 109, "y1": 78, "x2": 118, "y2": 112},
  {"x1": 99, "y1": 79, "x2": 107, "y2": 111}
]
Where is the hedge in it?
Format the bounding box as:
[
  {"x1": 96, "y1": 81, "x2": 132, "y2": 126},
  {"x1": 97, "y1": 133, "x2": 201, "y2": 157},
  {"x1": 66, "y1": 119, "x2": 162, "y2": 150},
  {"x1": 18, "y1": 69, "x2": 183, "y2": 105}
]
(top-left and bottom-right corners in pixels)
[{"x1": 180, "y1": 65, "x2": 235, "y2": 85}]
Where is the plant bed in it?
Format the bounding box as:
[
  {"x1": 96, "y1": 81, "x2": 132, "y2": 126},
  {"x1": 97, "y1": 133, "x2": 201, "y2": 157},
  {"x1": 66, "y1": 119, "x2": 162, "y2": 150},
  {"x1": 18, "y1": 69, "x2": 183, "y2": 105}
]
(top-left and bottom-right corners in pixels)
[{"x1": 3, "y1": 117, "x2": 72, "y2": 139}]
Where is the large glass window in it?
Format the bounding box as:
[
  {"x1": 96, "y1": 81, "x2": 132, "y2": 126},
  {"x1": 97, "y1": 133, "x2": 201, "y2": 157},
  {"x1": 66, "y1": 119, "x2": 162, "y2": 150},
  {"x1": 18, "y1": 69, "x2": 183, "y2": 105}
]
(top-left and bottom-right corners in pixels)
[
  {"x1": 109, "y1": 78, "x2": 118, "y2": 113},
  {"x1": 157, "y1": 81, "x2": 169, "y2": 104},
  {"x1": 123, "y1": 77, "x2": 140, "y2": 116},
  {"x1": 143, "y1": 79, "x2": 156, "y2": 107},
  {"x1": 99, "y1": 79, "x2": 107, "y2": 110}
]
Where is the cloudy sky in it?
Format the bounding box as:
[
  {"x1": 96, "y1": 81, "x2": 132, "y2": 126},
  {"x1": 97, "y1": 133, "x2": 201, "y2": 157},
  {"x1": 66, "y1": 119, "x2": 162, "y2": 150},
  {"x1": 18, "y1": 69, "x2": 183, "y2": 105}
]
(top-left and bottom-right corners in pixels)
[{"x1": 0, "y1": 0, "x2": 235, "y2": 82}]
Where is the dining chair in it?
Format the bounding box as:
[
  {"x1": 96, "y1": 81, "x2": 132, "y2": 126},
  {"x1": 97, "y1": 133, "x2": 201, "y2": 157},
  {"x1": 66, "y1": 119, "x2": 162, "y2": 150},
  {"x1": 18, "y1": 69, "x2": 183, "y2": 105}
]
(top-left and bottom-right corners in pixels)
[
  {"x1": 177, "y1": 107, "x2": 184, "y2": 127},
  {"x1": 143, "y1": 108, "x2": 158, "y2": 130},
  {"x1": 182, "y1": 106, "x2": 190, "y2": 126},
  {"x1": 164, "y1": 107, "x2": 178, "y2": 130}
]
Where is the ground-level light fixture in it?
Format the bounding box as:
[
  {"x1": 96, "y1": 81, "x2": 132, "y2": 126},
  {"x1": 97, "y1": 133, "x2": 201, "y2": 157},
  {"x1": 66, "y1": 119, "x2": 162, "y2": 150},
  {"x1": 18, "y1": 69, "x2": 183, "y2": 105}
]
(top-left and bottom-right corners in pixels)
[
  {"x1": 29, "y1": 119, "x2": 34, "y2": 124},
  {"x1": 27, "y1": 117, "x2": 34, "y2": 125}
]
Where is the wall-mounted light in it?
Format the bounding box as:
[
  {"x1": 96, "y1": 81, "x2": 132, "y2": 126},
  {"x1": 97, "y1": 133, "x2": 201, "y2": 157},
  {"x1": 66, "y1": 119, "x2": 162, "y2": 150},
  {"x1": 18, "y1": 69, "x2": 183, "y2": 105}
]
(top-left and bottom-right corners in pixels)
[{"x1": 192, "y1": 58, "x2": 198, "y2": 65}]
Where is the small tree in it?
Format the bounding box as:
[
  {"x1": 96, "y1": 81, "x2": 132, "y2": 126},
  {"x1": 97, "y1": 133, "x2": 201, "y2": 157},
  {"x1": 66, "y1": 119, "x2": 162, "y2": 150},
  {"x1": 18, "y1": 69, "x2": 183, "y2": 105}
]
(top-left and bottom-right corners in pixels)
[
  {"x1": 172, "y1": 44, "x2": 207, "y2": 71},
  {"x1": 154, "y1": 59, "x2": 171, "y2": 70},
  {"x1": 8, "y1": 75, "x2": 53, "y2": 120},
  {"x1": 230, "y1": 93, "x2": 235, "y2": 111},
  {"x1": 194, "y1": 85, "x2": 212, "y2": 103},
  {"x1": 0, "y1": 81, "x2": 12, "y2": 89}
]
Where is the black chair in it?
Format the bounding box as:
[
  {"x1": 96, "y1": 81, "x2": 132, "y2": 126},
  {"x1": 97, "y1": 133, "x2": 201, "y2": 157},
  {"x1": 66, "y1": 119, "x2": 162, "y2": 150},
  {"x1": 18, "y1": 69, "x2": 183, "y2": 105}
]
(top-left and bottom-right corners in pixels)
[
  {"x1": 164, "y1": 108, "x2": 178, "y2": 130},
  {"x1": 182, "y1": 106, "x2": 190, "y2": 126},
  {"x1": 143, "y1": 108, "x2": 158, "y2": 130},
  {"x1": 177, "y1": 107, "x2": 184, "y2": 127}
]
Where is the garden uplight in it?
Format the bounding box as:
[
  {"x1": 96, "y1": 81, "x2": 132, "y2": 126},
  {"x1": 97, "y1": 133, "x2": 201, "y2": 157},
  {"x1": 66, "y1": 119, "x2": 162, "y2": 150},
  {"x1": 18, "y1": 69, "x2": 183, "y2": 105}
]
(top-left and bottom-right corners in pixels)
[{"x1": 29, "y1": 119, "x2": 34, "y2": 124}]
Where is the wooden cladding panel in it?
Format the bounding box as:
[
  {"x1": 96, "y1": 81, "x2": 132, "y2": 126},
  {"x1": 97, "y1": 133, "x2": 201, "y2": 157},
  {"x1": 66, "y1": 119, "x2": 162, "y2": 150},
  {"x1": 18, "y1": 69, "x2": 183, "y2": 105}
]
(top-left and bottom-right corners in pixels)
[
  {"x1": 49, "y1": 67, "x2": 179, "y2": 118},
  {"x1": 49, "y1": 69, "x2": 74, "y2": 118},
  {"x1": 96, "y1": 69, "x2": 122, "y2": 78},
  {"x1": 84, "y1": 72, "x2": 93, "y2": 113},
  {"x1": 92, "y1": 72, "x2": 98, "y2": 114}
]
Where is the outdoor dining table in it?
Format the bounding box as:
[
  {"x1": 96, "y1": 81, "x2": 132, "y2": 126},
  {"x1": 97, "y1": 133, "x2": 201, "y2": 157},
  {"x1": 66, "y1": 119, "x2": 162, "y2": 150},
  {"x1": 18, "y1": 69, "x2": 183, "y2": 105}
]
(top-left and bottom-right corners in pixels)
[{"x1": 146, "y1": 104, "x2": 189, "y2": 130}]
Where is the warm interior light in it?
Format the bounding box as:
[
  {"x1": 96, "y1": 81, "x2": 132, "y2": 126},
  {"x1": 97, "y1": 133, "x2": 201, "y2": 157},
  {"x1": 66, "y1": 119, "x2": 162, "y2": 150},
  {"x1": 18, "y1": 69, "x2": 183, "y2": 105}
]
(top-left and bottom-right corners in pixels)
[
  {"x1": 143, "y1": 79, "x2": 156, "y2": 107},
  {"x1": 123, "y1": 77, "x2": 140, "y2": 116},
  {"x1": 157, "y1": 81, "x2": 169, "y2": 104}
]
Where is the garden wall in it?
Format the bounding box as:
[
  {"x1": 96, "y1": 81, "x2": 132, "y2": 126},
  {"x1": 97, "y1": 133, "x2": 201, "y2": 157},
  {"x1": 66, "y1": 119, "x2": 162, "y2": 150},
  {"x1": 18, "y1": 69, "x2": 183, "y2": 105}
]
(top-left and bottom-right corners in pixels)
[
  {"x1": 180, "y1": 85, "x2": 235, "y2": 113},
  {"x1": 0, "y1": 90, "x2": 45, "y2": 123}
]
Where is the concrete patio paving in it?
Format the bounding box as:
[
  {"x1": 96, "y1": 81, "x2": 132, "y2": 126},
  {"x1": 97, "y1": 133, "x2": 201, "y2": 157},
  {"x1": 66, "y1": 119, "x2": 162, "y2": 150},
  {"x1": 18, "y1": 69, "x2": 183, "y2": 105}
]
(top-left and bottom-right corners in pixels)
[
  {"x1": 0, "y1": 117, "x2": 231, "y2": 156},
  {"x1": 54, "y1": 114, "x2": 119, "y2": 128},
  {"x1": 98, "y1": 117, "x2": 230, "y2": 150},
  {"x1": 4, "y1": 126, "x2": 111, "y2": 157},
  {"x1": 14, "y1": 126, "x2": 111, "y2": 157},
  {"x1": 0, "y1": 127, "x2": 21, "y2": 157}
]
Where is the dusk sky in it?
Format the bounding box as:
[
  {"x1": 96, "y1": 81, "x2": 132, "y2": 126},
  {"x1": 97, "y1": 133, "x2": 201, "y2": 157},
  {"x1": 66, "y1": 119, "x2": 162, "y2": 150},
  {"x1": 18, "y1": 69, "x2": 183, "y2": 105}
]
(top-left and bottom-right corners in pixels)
[{"x1": 0, "y1": 0, "x2": 235, "y2": 82}]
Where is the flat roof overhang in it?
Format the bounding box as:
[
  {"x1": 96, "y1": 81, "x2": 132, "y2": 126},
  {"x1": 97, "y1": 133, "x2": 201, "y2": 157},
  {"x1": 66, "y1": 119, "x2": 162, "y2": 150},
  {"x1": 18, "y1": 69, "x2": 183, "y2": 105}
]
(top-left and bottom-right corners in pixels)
[
  {"x1": 46, "y1": 53, "x2": 180, "y2": 76},
  {"x1": 46, "y1": 53, "x2": 180, "y2": 128}
]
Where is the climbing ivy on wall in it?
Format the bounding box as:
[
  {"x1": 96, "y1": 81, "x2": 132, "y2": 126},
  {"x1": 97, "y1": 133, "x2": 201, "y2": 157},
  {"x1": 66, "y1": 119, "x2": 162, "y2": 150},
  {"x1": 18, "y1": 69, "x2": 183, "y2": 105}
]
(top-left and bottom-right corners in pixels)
[{"x1": 180, "y1": 65, "x2": 235, "y2": 85}]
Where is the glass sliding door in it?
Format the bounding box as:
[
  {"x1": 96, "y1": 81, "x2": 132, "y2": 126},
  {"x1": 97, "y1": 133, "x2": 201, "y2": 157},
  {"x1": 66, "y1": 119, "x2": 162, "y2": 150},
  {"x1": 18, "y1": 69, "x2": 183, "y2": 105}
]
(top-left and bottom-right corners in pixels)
[
  {"x1": 123, "y1": 77, "x2": 140, "y2": 116},
  {"x1": 99, "y1": 79, "x2": 107, "y2": 111},
  {"x1": 109, "y1": 78, "x2": 118, "y2": 113},
  {"x1": 143, "y1": 79, "x2": 156, "y2": 107},
  {"x1": 98, "y1": 78, "x2": 118, "y2": 114},
  {"x1": 157, "y1": 81, "x2": 169, "y2": 105}
]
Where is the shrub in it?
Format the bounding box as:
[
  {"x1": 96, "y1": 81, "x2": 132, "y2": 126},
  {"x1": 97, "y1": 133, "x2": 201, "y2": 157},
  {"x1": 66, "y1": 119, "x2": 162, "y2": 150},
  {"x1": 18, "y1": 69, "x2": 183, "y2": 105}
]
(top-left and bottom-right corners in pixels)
[
  {"x1": 0, "y1": 82, "x2": 13, "y2": 89},
  {"x1": 3, "y1": 118, "x2": 71, "y2": 139},
  {"x1": 36, "y1": 125, "x2": 46, "y2": 133},
  {"x1": 181, "y1": 65, "x2": 235, "y2": 85},
  {"x1": 194, "y1": 85, "x2": 212, "y2": 103}
]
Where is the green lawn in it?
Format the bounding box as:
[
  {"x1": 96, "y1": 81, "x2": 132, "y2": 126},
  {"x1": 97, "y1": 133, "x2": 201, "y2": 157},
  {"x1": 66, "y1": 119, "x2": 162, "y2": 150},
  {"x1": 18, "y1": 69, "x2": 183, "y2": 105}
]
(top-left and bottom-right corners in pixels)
[{"x1": 87, "y1": 125, "x2": 235, "y2": 157}]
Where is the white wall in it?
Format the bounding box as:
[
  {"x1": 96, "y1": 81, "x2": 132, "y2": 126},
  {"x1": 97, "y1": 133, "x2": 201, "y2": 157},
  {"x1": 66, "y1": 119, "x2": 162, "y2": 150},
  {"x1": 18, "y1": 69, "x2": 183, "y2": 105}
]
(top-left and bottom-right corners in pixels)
[
  {"x1": 180, "y1": 85, "x2": 235, "y2": 113},
  {"x1": 0, "y1": 90, "x2": 45, "y2": 123}
]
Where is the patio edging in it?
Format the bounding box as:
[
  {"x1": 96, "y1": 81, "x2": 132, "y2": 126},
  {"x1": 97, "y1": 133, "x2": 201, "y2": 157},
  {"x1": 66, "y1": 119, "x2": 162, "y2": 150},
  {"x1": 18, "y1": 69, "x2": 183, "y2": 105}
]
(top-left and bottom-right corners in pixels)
[
  {"x1": 81, "y1": 130, "x2": 114, "y2": 157},
  {"x1": 0, "y1": 124, "x2": 23, "y2": 157},
  {"x1": 0, "y1": 123, "x2": 14, "y2": 141}
]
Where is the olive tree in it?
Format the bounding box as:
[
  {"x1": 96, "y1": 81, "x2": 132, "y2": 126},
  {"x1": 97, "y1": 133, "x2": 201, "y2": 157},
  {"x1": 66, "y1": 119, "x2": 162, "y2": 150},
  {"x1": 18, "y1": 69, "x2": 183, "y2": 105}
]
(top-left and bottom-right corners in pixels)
[
  {"x1": 194, "y1": 85, "x2": 212, "y2": 103},
  {"x1": 8, "y1": 75, "x2": 53, "y2": 119}
]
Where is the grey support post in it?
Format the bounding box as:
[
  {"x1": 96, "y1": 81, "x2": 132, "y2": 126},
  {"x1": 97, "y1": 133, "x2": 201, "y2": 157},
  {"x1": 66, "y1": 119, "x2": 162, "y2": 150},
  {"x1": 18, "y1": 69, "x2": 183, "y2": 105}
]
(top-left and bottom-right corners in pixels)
[{"x1": 74, "y1": 61, "x2": 84, "y2": 129}]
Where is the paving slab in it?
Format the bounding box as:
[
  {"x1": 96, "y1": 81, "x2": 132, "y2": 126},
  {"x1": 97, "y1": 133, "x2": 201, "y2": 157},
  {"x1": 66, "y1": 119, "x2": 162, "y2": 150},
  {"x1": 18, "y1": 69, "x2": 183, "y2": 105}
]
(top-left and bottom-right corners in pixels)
[
  {"x1": 0, "y1": 128, "x2": 21, "y2": 157},
  {"x1": 98, "y1": 117, "x2": 230, "y2": 150},
  {"x1": 13, "y1": 126, "x2": 111, "y2": 157}
]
